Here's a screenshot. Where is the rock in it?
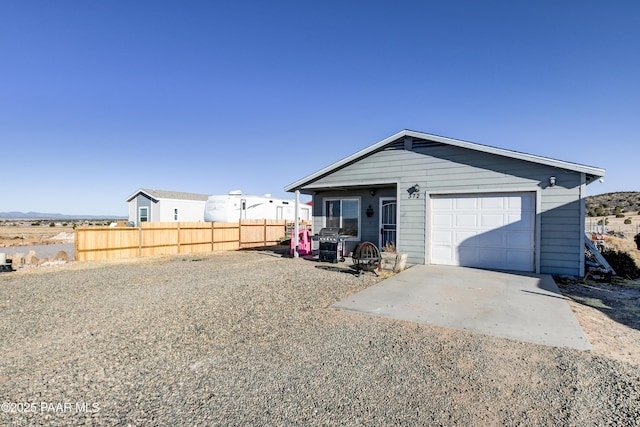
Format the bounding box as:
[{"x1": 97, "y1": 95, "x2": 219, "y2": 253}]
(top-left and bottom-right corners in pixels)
[{"x1": 26, "y1": 250, "x2": 39, "y2": 264}]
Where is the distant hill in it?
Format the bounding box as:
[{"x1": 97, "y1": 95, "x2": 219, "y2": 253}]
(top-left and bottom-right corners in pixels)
[
  {"x1": 0, "y1": 212, "x2": 126, "y2": 220},
  {"x1": 586, "y1": 192, "x2": 640, "y2": 217}
]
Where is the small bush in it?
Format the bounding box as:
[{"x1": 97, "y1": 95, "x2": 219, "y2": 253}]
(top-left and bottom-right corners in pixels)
[
  {"x1": 49, "y1": 222, "x2": 55, "y2": 227},
  {"x1": 616, "y1": 214, "x2": 625, "y2": 218},
  {"x1": 602, "y1": 249, "x2": 640, "y2": 279},
  {"x1": 624, "y1": 218, "x2": 632, "y2": 224}
]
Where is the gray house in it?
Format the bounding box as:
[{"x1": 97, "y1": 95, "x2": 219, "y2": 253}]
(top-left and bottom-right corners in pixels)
[
  {"x1": 285, "y1": 129, "x2": 605, "y2": 277},
  {"x1": 126, "y1": 188, "x2": 209, "y2": 225}
]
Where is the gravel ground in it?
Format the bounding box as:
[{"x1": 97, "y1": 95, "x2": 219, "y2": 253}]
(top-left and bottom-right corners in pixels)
[{"x1": 1, "y1": 250, "x2": 639, "y2": 426}]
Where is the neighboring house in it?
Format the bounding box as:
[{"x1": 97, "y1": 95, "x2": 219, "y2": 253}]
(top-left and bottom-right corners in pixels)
[
  {"x1": 126, "y1": 188, "x2": 209, "y2": 225},
  {"x1": 285, "y1": 129, "x2": 605, "y2": 277}
]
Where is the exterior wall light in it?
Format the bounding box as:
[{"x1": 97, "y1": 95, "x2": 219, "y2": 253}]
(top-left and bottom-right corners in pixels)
[
  {"x1": 366, "y1": 205, "x2": 374, "y2": 217},
  {"x1": 407, "y1": 184, "x2": 420, "y2": 196},
  {"x1": 549, "y1": 176, "x2": 556, "y2": 187}
]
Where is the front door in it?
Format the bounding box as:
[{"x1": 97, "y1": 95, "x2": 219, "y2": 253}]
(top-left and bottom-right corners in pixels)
[{"x1": 379, "y1": 198, "x2": 397, "y2": 251}]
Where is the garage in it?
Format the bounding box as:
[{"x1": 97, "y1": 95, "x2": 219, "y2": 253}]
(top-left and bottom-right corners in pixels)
[{"x1": 430, "y1": 192, "x2": 535, "y2": 272}]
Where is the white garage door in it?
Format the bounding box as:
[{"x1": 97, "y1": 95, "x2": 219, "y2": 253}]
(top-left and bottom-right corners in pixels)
[{"x1": 430, "y1": 193, "x2": 535, "y2": 272}]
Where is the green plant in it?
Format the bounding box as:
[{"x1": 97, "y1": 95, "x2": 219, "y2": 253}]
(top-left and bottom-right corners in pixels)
[
  {"x1": 624, "y1": 218, "x2": 632, "y2": 224},
  {"x1": 602, "y1": 249, "x2": 640, "y2": 279},
  {"x1": 616, "y1": 214, "x2": 625, "y2": 218},
  {"x1": 49, "y1": 222, "x2": 55, "y2": 227}
]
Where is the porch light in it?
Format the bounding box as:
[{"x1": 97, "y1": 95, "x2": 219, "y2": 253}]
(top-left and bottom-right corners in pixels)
[
  {"x1": 407, "y1": 184, "x2": 420, "y2": 196},
  {"x1": 366, "y1": 205, "x2": 374, "y2": 217},
  {"x1": 549, "y1": 176, "x2": 556, "y2": 187}
]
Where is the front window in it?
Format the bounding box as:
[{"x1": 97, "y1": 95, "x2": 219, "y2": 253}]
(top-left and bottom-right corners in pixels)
[
  {"x1": 324, "y1": 198, "x2": 359, "y2": 237},
  {"x1": 174, "y1": 208, "x2": 178, "y2": 221},
  {"x1": 139, "y1": 207, "x2": 149, "y2": 223}
]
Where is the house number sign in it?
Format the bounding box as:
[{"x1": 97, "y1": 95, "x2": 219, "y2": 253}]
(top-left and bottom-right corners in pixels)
[{"x1": 406, "y1": 184, "x2": 420, "y2": 199}]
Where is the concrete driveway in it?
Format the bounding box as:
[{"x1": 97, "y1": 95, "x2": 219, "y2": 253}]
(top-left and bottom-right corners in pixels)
[{"x1": 333, "y1": 265, "x2": 591, "y2": 350}]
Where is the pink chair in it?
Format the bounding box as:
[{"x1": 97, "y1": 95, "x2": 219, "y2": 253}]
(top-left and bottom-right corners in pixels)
[{"x1": 290, "y1": 228, "x2": 312, "y2": 256}]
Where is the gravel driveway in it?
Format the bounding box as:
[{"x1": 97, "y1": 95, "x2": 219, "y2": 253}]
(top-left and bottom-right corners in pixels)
[{"x1": 1, "y1": 250, "x2": 639, "y2": 426}]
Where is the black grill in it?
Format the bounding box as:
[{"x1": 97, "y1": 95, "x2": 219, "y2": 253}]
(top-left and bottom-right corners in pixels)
[{"x1": 318, "y1": 228, "x2": 347, "y2": 263}]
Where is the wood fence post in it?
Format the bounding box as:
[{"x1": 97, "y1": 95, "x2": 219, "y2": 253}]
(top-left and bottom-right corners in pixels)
[
  {"x1": 263, "y1": 219, "x2": 267, "y2": 246},
  {"x1": 211, "y1": 222, "x2": 215, "y2": 252},
  {"x1": 138, "y1": 226, "x2": 142, "y2": 257},
  {"x1": 177, "y1": 222, "x2": 181, "y2": 253}
]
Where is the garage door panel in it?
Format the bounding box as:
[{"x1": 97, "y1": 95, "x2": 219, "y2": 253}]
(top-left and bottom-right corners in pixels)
[
  {"x1": 432, "y1": 230, "x2": 453, "y2": 245},
  {"x1": 477, "y1": 232, "x2": 505, "y2": 247},
  {"x1": 455, "y1": 198, "x2": 478, "y2": 210},
  {"x1": 458, "y1": 247, "x2": 478, "y2": 265},
  {"x1": 432, "y1": 198, "x2": 453, "y2": 209},
  {"x1": 455, "y1": 231, "x2": 477, "y2": 245},
  {"x1": 480, "y1": 214, "x2": 505, "y2": 228},
  {"x1": 480, "y1": 197, "x2": 505, "y2": 209},
  {"x1": 431, "y1": 193, "x2": 535, "y2": 272},
  {"x1": 432, "y1": 214, "x2": 453, "y2": 227},
  {"x1": 455, "y1": 214, "x2": 477, "y2": 227},
  {"x1": 431, "y1": 246, "x2": 455, "y2": 264},
  {"x1": 507, "y1": 231, "x2": 534, "y2": 249},
  {"x1": 478, "y1": 249, "x2": 507, "y2": 267}
]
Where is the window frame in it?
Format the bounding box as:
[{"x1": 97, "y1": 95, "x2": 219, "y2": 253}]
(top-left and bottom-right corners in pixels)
[
  {"x1": 322, "y1": 197, "x2": 361, "y2": 239},
  {"x1": 139, "y1": 206, "x2": 149, "y2": 223}
]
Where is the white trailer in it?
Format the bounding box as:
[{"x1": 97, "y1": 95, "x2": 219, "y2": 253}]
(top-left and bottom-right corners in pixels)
[{"x1": 204, "y1": 191, "x2": 311, "y2": 222}]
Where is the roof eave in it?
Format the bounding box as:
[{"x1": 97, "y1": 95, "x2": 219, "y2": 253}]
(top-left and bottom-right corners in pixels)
[{"x1": 285, "y1": 129, "x2": 607, "y2": 192}]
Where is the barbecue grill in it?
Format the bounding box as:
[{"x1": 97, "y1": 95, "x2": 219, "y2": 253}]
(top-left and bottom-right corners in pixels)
[
  {"x1": 0, "y1": 253, "x2": 12, "y2": 273},
  {"x1": 318, "y1": 227, "x2": 347, "y2": 263}
]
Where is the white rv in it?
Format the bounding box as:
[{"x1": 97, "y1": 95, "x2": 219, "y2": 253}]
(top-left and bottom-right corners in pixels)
[{"x1": 204, "y1": 191, "x2": 311, "y2": 222}]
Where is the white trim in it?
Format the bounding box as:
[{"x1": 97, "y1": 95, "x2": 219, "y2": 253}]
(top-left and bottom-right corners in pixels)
[
  {"x1": 535, "y1": 189, "x2": 542, "y2": 274},
  {"x1": 138, "y1": 206, "x2": 149, "y2": 224},
  {"x1": 426, "y1": 186, "x2": 539, "y2": 196}
]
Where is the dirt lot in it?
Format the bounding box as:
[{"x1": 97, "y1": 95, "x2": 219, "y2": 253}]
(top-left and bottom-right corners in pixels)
[
  {"x1": 0, "y1": 223, "x2": 76, "y2": 247},
  {"x1": 557, "y1": 278, "x2": 640, "y2": 366},
  {"x1": 3, "y1": 217, "x2": 639, "y2": 368},
  {"x1": 1, "y1": 251, "x2": 639, "y2": 426}
]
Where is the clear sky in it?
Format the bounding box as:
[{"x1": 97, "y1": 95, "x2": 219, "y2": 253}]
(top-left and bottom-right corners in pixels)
[{"x1": 1, "y1": 1, "x2": 638, "y2": 216}]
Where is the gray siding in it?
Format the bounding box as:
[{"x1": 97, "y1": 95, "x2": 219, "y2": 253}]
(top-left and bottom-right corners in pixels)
[
  {"x1": 135, "y1": 194, "x2": 153, "y2": 224},
  {"x1": 307, "y1": 138, "x2": 585, "y2": 275}
]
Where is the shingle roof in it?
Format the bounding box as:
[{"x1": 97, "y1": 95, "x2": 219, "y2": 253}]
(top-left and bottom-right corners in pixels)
[{"x1": 126, "y1": 188, "x2": 209, "y2": 202}]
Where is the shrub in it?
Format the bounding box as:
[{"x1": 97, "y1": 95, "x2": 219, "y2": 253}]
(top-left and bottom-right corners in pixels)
[
  {"x1": 616, "y1": 214, "x2": 625, "y2": 218},
  {"x1": 49, "y1": 222, "x2": 55, "y2": 227},
  {"x1": 624, "y1": 218, "x2": 632, "y2": 224},
  {"x1": 602, "y1": 249, "x2": 640, "y2": 279}
]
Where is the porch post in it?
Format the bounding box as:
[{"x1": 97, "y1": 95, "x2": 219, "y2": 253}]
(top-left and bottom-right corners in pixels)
[{"x1": 294, "y1": 190, "x2": 300, "y2": 258}]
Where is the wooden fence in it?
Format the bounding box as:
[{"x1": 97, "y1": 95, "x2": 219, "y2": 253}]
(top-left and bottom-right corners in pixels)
[{"x1": 75, "y1": 220, "x2": 307, "y2": 262}]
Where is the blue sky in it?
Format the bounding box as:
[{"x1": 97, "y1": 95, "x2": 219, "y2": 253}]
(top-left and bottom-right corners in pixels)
[{"x1": 1, "y1": 1, "x2": 638, "y2": 215}]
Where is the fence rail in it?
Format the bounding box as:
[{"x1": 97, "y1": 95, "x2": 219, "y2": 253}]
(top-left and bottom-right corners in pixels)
[{"x1": 75, "y1": 220, "x2": 308, "y2": 262}]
